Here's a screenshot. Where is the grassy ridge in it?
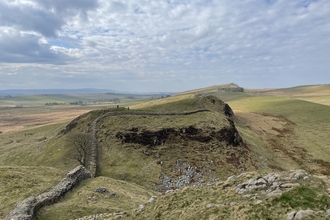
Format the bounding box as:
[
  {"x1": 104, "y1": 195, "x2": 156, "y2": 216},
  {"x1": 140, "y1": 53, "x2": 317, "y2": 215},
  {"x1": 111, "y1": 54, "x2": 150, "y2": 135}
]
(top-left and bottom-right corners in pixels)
[
  {"x1": 254, "y1": 84, "x2": 330, "y2": 106},
  {"x1": 35, "y1": 95, "x2": 258, "y2": 219}
]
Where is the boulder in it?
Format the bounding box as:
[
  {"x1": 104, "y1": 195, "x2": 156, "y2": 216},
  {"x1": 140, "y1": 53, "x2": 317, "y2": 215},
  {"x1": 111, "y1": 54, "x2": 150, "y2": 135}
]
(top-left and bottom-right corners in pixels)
[
  {"x1": 137, "y1": 204, "x2": 144, "y2": 212},
  {"x1": 287, "y1": 211, "x2": 296, "y2": 220},
  {"x1": 290, "y1": 170, "x2": 308, "y2": 180},
  {"x1": 294, "y1": 209, "x2": 314, "y2": 220}
]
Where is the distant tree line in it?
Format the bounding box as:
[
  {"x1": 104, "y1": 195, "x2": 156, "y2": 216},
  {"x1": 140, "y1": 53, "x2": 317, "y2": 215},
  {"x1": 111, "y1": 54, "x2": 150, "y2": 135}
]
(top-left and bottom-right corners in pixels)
[
  {"x1": 69, "y1": 101, "x2": 84, "y2": 105},
  {"x1": 104, "y1": 98, "x2": 120, "y2": 103},
  {"x1": 151, "y1": 95, "x2": 171, "y2": 100},
  {"x1": 45, "y1": 102, "x2": 64, "y2": 106}
]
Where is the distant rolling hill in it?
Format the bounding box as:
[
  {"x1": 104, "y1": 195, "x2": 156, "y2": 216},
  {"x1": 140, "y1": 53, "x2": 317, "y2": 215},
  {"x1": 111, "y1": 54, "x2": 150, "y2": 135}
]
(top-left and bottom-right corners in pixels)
[
  {"x1": 0, "y1": 88, "x2": 118, "y2": 96},
  {"x1": 251, "y1": 84, "x2": 330, "y2": 106}
]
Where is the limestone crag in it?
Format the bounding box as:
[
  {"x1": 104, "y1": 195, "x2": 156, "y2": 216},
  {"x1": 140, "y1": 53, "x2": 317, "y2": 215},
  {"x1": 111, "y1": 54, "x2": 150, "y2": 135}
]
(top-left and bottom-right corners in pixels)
[
  {"x1": 235, "y1": 170, "x2": 309, "y2": 197},
  {"x1": 287, "y1": 208, "x2": 330, "y2": 220},
  {"x1": 156, "y1": 160, "x2": 218, "y2": 192},
  {"x1": 5, "y1": 166, "x2": 91, "y2": 220}
]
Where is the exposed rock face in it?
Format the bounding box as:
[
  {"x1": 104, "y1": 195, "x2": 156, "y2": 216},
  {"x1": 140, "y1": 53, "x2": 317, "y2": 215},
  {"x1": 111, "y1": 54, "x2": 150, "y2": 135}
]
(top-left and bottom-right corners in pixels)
[
  {"x1": 224, "y1": 104, "x2": 234, "y2": 118},
  {"x1": 218, "y1": 87, "x2": 244, "y2": 92},
  {"x1": 294, "y1": 210, "x2": 315, "y2": 219},
  {"x1": 287, "y1": 209, "x2": 316, "y2": 220},
  {"x1": 235, "y1": 170, "x2": 309, "y2": 197},
  {"x1": 6, "y1": 166, "x2": 91, "y2": 220}
]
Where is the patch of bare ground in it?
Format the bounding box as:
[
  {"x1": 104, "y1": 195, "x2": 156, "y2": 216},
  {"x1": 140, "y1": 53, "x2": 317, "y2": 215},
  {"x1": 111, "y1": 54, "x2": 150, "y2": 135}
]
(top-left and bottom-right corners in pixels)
[{"x1": 234, "y1": 111, "x2": 330, "y2": 175}]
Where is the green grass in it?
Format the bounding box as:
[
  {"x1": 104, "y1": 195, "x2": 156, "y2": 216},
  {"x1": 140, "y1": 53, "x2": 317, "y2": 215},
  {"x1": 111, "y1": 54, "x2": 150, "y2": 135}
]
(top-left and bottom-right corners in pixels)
[
  {"x1": 37, "y1": 176, "x2": 157, "y2": 220},
  {"x1": 0, "y1": 93, "x2": 157, "y2": 108},
  {"x1": 0, "y1": 166, "x2": 64, "y2": 218},
  {"x1": 274, "y1": 186, "x2": 330, "y2": 209},
  {"x1": 228, "y1": 96, "x2": 330, "y2": 162},
  {"x1": 215, "y1": 91, "x2": 252, "y2": 102},
  {"x1": 140, "y1": 96, "x2": 201, "y2": 112},
  {"x1": 0, "y1": 123, "x2": 69, "y2": 167},
  {"x1": 2, "y1": 86, "x2": 330, "y2": 219},
  {"x1": 125, "y1": 174, "x2": 330, "y2": 220}
]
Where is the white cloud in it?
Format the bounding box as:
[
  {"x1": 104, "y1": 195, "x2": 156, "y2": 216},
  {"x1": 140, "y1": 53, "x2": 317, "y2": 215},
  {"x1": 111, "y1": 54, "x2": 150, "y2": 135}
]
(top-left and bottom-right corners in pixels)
[{"x1": 0, "y1": 0, "x2": 329, "y2": 91}]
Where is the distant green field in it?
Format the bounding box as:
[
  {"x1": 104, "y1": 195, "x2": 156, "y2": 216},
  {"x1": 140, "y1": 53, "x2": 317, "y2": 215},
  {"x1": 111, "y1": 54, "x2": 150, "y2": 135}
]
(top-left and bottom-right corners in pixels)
[{"x1": 0, "y1": 93, "x2": 159, "y2": 108}]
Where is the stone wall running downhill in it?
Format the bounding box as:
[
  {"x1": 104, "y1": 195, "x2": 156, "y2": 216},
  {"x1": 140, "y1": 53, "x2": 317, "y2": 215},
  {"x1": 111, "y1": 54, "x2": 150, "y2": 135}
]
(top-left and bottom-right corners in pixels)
[
  {"x1": 5, "y1": 166, "x2": 91, "y2": 220},
  {"x1": 6, "y1": 96, "x2": 236, "y2": 219}
]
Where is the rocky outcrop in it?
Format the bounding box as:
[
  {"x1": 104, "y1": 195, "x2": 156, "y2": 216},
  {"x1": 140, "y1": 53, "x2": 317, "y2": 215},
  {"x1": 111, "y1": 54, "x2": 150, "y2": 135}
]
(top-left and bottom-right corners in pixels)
[
  {"x1": 5, "y1": 166, "x2": 91, "y2": 220},
  {"x1": 156, "y1": 160, "x2": 218, "y2": 192},
  {"x1": 235, "y1": 170, "x2": 309, "y2": 197},
  {"x1": 287, "y1": 209, "x2": 315, "y2": 220},
  {"x1": 218, "y1": 87, "x2": 244, "y2": 92}
]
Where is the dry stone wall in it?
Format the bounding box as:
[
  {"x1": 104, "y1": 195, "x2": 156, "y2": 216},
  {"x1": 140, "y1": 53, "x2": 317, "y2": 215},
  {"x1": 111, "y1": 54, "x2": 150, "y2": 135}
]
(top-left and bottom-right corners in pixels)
[
  {"x1": 5, "y1": 166, "x2": 91, "y2": 220},
  {"x1": 5, "y1": 96, "x2": 234, "y2": 219}
]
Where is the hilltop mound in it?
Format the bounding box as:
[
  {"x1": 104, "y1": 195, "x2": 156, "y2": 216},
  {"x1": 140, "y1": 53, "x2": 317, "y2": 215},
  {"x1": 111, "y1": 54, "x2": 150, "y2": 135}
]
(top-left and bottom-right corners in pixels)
[
  {"x1": 57, "y1": 95, "x2": 257, "y2": 192},
  {"x1": 218, "y1": 83, "x2": 244, "y2": 92},
  {"x1": 25, "y1": 95, "x2": 259, "y2": 219},
  {"x1": 175, "y1": 83, "x2": 244, "y2": 96}
]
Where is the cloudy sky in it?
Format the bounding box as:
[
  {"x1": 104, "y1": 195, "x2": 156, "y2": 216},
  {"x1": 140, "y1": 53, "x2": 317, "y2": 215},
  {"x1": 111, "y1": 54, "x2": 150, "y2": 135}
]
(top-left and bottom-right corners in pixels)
[{"x1": 0, "y1": 0, "x2": 329, "y2": 92}]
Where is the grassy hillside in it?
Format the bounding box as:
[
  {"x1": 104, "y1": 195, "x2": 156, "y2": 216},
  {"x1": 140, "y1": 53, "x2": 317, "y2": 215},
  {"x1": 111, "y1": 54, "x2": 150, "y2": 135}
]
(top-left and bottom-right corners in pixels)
[
  {"x1": 31, "y1": 95, "x2": 259, "y2": 219},
  {"x1": 228, "y1": 96, "x2": 330, "y2": 175},
  {"x1": 0, "y1": 166, "x2": 64, "y2": 218},
  {"x1": 254, "y1": 84, "x2": 330, "y2": 106},
  {"x1": 37, "y1": 177, "x2": 157, "y2": 220},
  {"x1": 2, "y1": 84, "x2": 330, "y2": 219},
  {"x1": 125, "y1": 171, "x2": 329, "y2": 220}
]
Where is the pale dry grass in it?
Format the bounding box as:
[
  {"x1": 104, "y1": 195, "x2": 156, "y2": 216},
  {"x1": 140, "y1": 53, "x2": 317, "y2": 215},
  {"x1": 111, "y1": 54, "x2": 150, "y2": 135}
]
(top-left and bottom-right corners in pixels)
[
  {"x1": 251, "y1": 84, "x2": 330, "y2": 106},
  {"x1": 37, "y1": 176, "x2": 157, "y2": 220},
  {"x1": 130, "y1": 94, "x2": 194, "y2": 110},
  {"x1": 0, "y1": 105, "x2": 114, "y2": 133},
  {"x1": 234, "y1": 111, "x2": 301, "y2": 172},
  {"x1": 229, "y1": 96, "x2": 330, "y2": 175},
  {"x1": 0, "y1": 166, "x2": 64, "y2": 218}
]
